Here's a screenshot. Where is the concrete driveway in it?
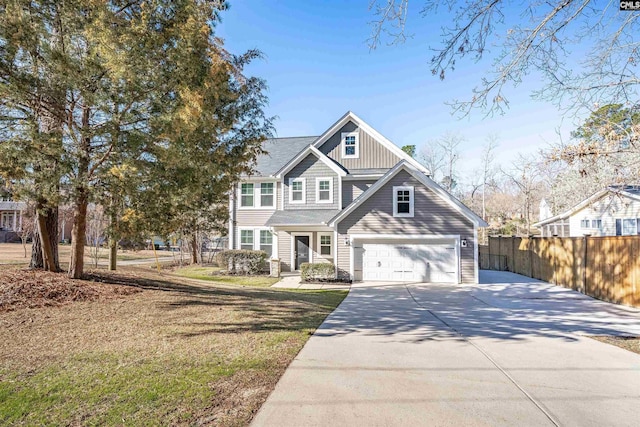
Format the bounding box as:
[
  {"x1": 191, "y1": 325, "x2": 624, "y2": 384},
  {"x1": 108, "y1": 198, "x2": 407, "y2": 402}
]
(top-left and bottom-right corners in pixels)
[{"x1": 252, "y1": 271, "x2": 640, "y2": 426}]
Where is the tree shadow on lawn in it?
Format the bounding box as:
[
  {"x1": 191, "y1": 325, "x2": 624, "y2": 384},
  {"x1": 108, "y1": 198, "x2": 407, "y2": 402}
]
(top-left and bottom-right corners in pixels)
[{"x1": 87, "y1": 271, "x2": 346, "y2": 336}]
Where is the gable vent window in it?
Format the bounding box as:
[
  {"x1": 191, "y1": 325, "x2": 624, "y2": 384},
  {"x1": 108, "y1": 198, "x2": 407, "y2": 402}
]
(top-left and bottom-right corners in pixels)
[
  {"x1": 393, "y1": 186, "x2": 414, "y2": 217},
  {"x1": 341, "y1": 131, "x2": 359, "y2": 158},
  {"x1": 316, "y1": 178, "x2": 333, "y2": 203}
]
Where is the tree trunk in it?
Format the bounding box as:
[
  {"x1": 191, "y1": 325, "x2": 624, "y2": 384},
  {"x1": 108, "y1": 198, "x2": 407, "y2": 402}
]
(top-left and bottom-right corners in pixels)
[
  {"x1": 109, "y1": 239, "x2": 117, "y2": 271},
  {"x1": 190, "y1": 234, "x2": 198, "y2": 264},
  {"x1": 68, "y1": 190, "x2": 88, "y2": 278},
  {"x1": 30, "y1": 205, "x2": 60, "y2": 271}
]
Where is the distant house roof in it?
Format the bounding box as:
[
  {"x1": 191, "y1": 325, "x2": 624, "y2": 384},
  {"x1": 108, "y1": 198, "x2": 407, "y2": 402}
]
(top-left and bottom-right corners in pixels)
[
  {"x1": 265, "y1": 209, "x2": 341, "y2": 227},
  {"x1": 533, "y1": 185, "x2": 640, "y2": 227},
  {"x1": 249, "y1": 136, "x2": 318, "y2": 177}
]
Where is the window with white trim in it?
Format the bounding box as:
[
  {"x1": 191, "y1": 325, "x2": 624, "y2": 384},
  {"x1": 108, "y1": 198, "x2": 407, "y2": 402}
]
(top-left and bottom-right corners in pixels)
[
  {"x1": 289, "y1": 178, "x2": 305, "y2": 204},
  {"x1": 620, "y1": 218, "x2": 640, "y2": 236},
  {"x1": 316, "y1": 178, "x2": 333, "y2": 203},
  {"x1": 393, "y1": 186, "x2": 414, "y2": 217},
  {"x1": 259, "y1": 230, "x2": 273, "y2": 257},
  {"x1": 240, "y1": 183, "x2": 254, "y2": 207},
  {"x1": 591, "y1": 219, "x2": 602, "y2": 229},
  {"x1": 260, "y1": 183, "x2": 274, "y2": 207},
  {"x1": 240, "y1": 230, "x2": 254, "y2": 250},
  {"x1": 238, "y1": 182, "x2": 276, "y2": 208},
  {"x1": 319, "y1": 234, "x2": 332, "y2": 256},
  {"x1": 341, "y1": 131, "x2": 359, "y2": 158}
]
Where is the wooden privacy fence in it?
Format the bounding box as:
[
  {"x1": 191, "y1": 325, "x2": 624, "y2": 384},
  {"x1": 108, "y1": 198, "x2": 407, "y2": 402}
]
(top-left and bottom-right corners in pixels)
[{"x1": 479, "y1": 236, "x2": 640, "y2": 307}]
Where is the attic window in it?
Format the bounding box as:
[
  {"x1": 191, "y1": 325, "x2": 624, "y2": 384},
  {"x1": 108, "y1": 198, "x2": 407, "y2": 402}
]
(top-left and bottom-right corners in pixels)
[
  {"x1": 393, "y1": 186, "x2": 414, "y2": 217},
  {"x1": 341, "y1": 131, "x2": 359, "y2": 158}
]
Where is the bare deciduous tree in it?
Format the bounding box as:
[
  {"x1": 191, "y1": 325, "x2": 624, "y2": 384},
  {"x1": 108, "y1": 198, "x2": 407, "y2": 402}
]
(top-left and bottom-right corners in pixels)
[{"x1": 369, "y1": 1, "x2": 640, "y2": 116}]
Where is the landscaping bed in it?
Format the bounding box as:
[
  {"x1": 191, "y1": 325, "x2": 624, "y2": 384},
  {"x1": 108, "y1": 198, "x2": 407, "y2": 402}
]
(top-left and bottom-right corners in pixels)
[{"x1": 0, "y1": 269, "x2": 140, "y2": 312}]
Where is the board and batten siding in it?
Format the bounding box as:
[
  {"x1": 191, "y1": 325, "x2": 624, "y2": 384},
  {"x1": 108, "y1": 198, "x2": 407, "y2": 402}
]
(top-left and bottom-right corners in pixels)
[
  {"x1": 336, "y1": 170, "x2": 476, "y2": 283},
  {"x1": 283, "y1": 154, "x2": 339, "y2": 210},
  {"x1": 342, "y1": 179, "x2": 377, "y2": 208},
  {"x1": 318, "y1": 121, "x2": 400, "y2": 171}
]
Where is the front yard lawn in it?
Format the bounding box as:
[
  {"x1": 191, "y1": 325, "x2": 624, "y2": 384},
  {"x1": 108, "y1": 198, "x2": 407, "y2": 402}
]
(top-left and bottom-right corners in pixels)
[
  {"x1": 173, "y1": 265, "x2": 280, "y2": 287},
  {"x1": 0, "y1": 268, "x2": 346, "y2": 426}
]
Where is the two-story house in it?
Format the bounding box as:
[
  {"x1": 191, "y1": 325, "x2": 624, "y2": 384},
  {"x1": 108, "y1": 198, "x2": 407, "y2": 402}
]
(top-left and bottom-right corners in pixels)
[{"x1": 229, "y1": 112, "x2": 487, "y2": 283}]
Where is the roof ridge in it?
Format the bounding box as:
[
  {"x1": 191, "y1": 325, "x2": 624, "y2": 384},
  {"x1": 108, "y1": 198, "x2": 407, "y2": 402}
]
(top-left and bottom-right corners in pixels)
[{"x1": 267, "y1": 135, "x2": 318, "y2": 140}]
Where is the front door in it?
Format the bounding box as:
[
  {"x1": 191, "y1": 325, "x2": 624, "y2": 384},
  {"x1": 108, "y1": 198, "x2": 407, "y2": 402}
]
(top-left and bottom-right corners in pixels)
[{"x1": 294, "y1": 236, "x2": 310, "y2": 270}]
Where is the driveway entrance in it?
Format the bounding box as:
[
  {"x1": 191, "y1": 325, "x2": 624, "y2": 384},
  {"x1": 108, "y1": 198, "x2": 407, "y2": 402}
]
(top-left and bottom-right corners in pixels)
[{"x1": 253, "y1": 271, "x2": 640, "y2": 426}]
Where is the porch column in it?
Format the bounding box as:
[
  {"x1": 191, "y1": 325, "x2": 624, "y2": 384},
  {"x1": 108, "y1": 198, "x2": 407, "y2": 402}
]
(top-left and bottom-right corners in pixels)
[
  {"x1": 12, "y1": 210, "x2": 17, "y2": 231},
  {"x1": 18, "y1": 211, "x2": 22, "y2": 231}
]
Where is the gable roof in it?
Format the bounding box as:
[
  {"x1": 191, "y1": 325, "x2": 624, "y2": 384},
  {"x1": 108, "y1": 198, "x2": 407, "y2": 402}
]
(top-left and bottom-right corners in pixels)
[
  {"x1": 312, "y1": 111, "x2": 431, "y2": 175},
  {"x1": 274, "y1": 145, "x2": 347, "y2": 178},
  {"x1": 329, "y1": 160, "x2": 488, "y2": 227},
  {"x1": 249, "y1": 136, "x2": 317, "y2": 177},
  {"x1": 534, "y1": 185, "x2": 640, "y2": 227}
]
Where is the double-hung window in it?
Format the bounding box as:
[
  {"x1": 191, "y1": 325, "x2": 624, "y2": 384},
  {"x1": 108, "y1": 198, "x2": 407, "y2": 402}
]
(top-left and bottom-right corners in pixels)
[
  {"x1": 580, "y1": 219, "x2": 589, "y2": 228},
  {"x1": 616, "y1": 218, "x2": 640, "y2": 236},
  {"x1": 290, "y1": 178, "x2": 305, "y2": 204},
  {"x1": 259, "y1": 230, "x2": 273, "y2": 257},
  {"x1": 239, "y1": 182, "x2": 275, "y2": 208},
  {"x1": 240, "y1": 230, "x2": 254, "y2": 250},
  {"x1": 341, "y1": 131, "x2": 359, "y2": 158},
  {"x1": 319, "y1": 234, "x2": 332, "y2": 256},
  {"x1": 240, "y1": 183, "x2": 254, "y2": 207},
  {"x1": 260, "y1": 183, "x2": 274, "y2": 207},
  {"x1": 316, "y1": 178, "x2": 333, "y2": 203},
  {"x1": 393, "y1": 186, "x2": 414, "y2": 217}
]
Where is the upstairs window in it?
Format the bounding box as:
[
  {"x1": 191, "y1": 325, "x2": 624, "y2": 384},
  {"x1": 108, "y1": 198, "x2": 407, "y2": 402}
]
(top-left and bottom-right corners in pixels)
[
  {"x1": 240, "y1": 183, "x2": 254, "y2": 207},
  {"x1": 393, "y1": 186, "x2": 414, "y2": 217},
  {"x1": 341, "y1": 131, "x2": 359, "y2": 158},
  {"x1": 239, "y1": 182, "x2": 276, "y2": 208},
  {"x1": 290, "y1": 178, "x2": 305, "y2": 204},
  {"x1": 260, "y1": 183, "x2": 274, "y2": 207},
  {"x1": 316, "y1": 178, "x2": 333, "y2": 203}
]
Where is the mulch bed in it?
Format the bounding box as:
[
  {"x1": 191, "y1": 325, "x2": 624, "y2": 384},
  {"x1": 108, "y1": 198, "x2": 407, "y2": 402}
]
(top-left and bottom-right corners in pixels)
[{"x1": 0, "y1": 269, "x2": 141, "y2": 313}]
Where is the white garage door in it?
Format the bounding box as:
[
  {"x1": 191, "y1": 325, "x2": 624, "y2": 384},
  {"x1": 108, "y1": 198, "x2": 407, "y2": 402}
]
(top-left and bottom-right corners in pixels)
[{"x1": 361, "y1": 243, "x2": 457, "y2": 283}]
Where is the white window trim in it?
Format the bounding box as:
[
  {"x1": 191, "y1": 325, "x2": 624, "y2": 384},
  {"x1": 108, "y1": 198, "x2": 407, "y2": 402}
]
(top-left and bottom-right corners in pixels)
[
  {"x1": 393, "y1": 186, "x2": 414, "y2": 217},
  {"x1": 237, "y1": 227, "x2": 277, "y2": 259},
  {"x1": 315, "y1": 177, "x2": 333, "y2": 204},
  {"x1": 289, "y1": 178, "x2": 306, "y2": 204},
  {"x1": 341, "y1": 131, "x2": 359, "y2": 159},
  {"x1": 238, "y1": 181, "x2": 277, "y2": 210},
  {"x1": 318, "y1": 233, "x2": 333, "y2": 258}
]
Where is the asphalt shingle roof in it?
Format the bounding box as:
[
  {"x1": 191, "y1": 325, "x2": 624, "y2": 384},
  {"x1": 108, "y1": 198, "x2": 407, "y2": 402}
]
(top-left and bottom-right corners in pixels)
[
  {"x1": 250, "y1": 136, "x2": 318, "y2": 177},
  {"x1": 265, "y1": 210, "x2": 341, "y2": 226}
]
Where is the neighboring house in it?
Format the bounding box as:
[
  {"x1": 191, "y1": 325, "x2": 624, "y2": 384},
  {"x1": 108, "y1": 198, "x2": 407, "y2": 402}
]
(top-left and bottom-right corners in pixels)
[
  {"x1": 0, "y1": 198, "x2": 73, "y2": 243},
  {"x1": 534, "y1": 185, "x2": 640, "y2": 237},
  {"x1": 229, "y1": 111, "x2": 487, "y2": 283}
]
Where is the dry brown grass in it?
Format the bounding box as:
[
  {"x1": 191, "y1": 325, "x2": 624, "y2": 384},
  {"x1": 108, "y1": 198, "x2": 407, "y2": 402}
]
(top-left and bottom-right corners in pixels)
[
  {"x1": 0, "y1": 243, "x2": 163, "y2": 265},
  {"x1": 591, "y1": 336, "x2": 640, "y2": 355},
  {"x1": 0, "y1": 266, "x2": 346, "y2": 425}
]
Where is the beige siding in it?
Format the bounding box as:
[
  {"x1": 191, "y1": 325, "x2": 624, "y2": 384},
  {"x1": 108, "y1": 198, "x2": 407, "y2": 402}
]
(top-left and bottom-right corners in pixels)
[
  {"x1": 318, "y1": 121, "x2": 400, "y2": 170},
  {"x1": 337, "y1": 170, "x2": 476, "y2": 283},
  {"x1": 277, "y1": 230, "x2": 292, "y2": 272},
  {"x1": 276, "y1": 231, "x2": 334, "y2": 273},
  {"x1": 336, "y1": 233, "x2": 351, "y2": 280},
  {"x1": 342, "y1": 179, "x2": 377, "y2": 208},
  {"x1": 284, "y1": 154, "x2": 339, "y2": 210}
]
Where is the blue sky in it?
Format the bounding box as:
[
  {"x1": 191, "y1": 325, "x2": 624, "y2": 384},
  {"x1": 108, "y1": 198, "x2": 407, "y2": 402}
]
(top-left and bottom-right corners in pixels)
[{"x1": 216, "y1": 1, "x2": 582, "y2": 183}]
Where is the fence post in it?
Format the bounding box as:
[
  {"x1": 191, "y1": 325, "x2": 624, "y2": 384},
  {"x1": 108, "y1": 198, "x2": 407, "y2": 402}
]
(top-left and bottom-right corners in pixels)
[
  {"x1": 583, "y1": 235, "x2": 588, "y2": 295},
  {"x1": 512, "y1": 235, "x2": 516, "y2": 274}
]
